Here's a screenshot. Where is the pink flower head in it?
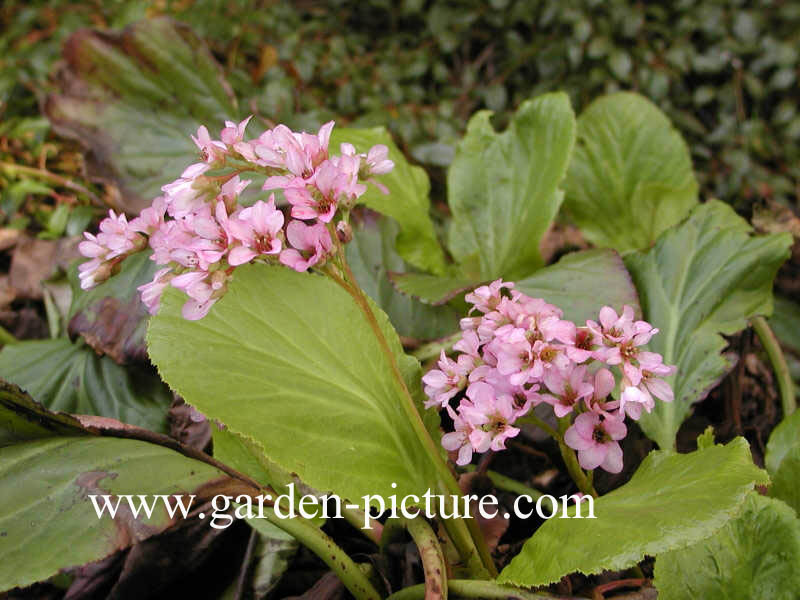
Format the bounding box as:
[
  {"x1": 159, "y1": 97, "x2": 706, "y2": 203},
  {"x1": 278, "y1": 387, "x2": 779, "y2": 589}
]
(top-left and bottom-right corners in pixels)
[
  {"x1": 227, "y1": 196, "x2": 284, "y2": 266},
  {"x1": 618, "y1": 386, "x2": 654, "y2": 421},
  {"x1": 564, "y1": 411, "x2": 627, "y2": 473},
  {"x1": 171, "y1": 270, "x2": 229, "y2": 320},
  {"x1": 279, "y1": 220, "x2": 333, "y2": 272}
]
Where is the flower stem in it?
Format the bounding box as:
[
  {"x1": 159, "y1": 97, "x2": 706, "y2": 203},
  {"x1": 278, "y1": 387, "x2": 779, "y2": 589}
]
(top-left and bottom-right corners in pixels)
[
  {"x1": 260, "y1": 506, "x2": 382, "y2": 600},
  {"x1": 386, "y1": 579, "x2": 558, "y2": 600},
  {"x1": 557, "y1": 417, "x2": 598, "y2": 498},
  {"x1": 330, "y1": 256, "x2": 496, "y2": 578},
  {"x1": 751, "y1": 316, "x2": 796, "y2": 416},
  {"x1": 404, "y1": 516, "x2": 448, "y2": 600}
]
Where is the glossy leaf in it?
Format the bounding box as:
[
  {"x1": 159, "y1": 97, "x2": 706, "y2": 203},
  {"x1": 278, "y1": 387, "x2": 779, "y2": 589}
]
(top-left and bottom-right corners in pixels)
[
  {"x1": 45, "y1": 18, "x2": 238, "y2": 213},
  {"x1": 515, "y1": 249, "x2": 640, "y2": 324},
  {"x1": 625, "y1": 201, "x2": 792, "y2": 449},
  {"x1": 0, "y1": 338, "x2": 171, "y2": 433},
  {"x1": 498, "y1": 437, "x2": 768, "y2": 587},
  {"x1": 148, "y1": 264, "x2": 440, "y2": 508},
  {"x1": 447, "y1": 92, "x2": 576, "y2": 280},
  {"x1": 564, "y1": 92, "x2": 698, "y2": 252},
  {"x1": 346, "y1": 216, "x2": 460, "y2": 338},
  {"x1": 331, "y1": 127, "x2": 447, "y2": 274},
  {"x1": 654, "y1": 493, "x2": 800, "y2": 600}
]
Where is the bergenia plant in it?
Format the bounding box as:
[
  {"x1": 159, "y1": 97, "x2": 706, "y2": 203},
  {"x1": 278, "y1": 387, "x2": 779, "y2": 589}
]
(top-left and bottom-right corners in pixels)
[{"x1": 2, "y1": 36, "x2": 791, "y2": 596}]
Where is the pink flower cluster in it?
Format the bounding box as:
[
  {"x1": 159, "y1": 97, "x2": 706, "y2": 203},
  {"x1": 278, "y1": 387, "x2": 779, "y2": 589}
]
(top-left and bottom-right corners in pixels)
[
  {"x1": 78, "y1": 118, "x2": 393, "y2": 320},
  {"x1": 423, "y1": 281, "x2": 675, "y2": 473}
]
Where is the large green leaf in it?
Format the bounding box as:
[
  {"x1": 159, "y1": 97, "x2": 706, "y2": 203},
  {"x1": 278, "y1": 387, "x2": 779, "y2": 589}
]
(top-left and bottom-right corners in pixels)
[
  {"x1": 654, "y1": 493, "x2": 800, "y2": 600},
  {"x1": 446, "y1": 92, "x2": 576, "y2": 280},
  {"x1": 331, "y1": 127, "x2": 447, "y2": 274},
  {"x1": 497, "y1": 437, "x2": 768, "y2": 587},
  {"x1": 625, "y1": 201, "x2": 792, "y2": 449},
  {"x1": 148, "y1": 264, "x2": 440, "y2": 508},
  {"x1": 0, "y1": 338, "x2": 171, "y2": 433},
  {"x1": 0, "y1": 387, "x2": 228, "y2": 592},
  {"x1": 564, "y1": 92, "x2": 698, "y2": 252},
  {"x1": 0, "y1": 435, "x2": 228, "y2": 592},
  {"x1": 45, "y1": 18, "x2": 238, "y2": 213},
  {"x1": 346, "y1": 216, "x2": 460, "y2": 338},
  {"x1": 515, "y1": 249, "x2": 641, "y2": 324}
]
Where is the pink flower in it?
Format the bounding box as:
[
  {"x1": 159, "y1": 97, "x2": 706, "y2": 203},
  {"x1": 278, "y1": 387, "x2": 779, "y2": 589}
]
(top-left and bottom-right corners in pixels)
[
  {"x1": 459, "y1": 382, "x2": 520, "y2": 453},
  {"x1": 192, "y1": 126, "x2": 227, "y2": 164},
  {"x1": 618, "y1": 386, "x2": 654, "y2": 421},
  {"x1": 465, "y1": 280, "x2": 514, "y2": 314},
  {"x1": 137, "y1": 268, "x2": 173, "y2": 315},
  {"x1": 162, "y1": 163, "x2": 211, "y2": 218},
  {"x1": 441, "y1": 406, "x2": 475, "y2": 466},
  {"x1": 130, "y1": 197, "x2": 167, "y2": 235},
  {"x1": 171, "y1": 270, "x2": 229, "y2": 320},
  {"x1": 564, "y1": 411, "x2": 627, "y2": 473},
  {"x1": 422, "y1": 350, "x2": 474, "y2": 408},
  {"x1": 78, "y1": 258, "x2": 111, "y2": 290},
  {"x1": 220, "y1": 116, "x2": 252, "y2": 146},
  {"x1": 365, "y1": 144, "x2": 394, "y2": 175},
  {"x1": 279, "y1": 220, "x2": 333, "y2": 272},
  {"x1": 227, "y1": 197, "x2": 284, "y2": 266},
  {"x1": 541, "y1": 364, "x2": 594, "y2": 418}
]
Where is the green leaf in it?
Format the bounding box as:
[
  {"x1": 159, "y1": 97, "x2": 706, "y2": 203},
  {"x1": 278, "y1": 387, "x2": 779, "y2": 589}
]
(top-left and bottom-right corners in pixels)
[
  {"x1": 45, "y1": 18, "x2": 238, "y2": 213},
  {"x1": 654, "y1": 493, "x2": 800, "y2": 600},
  {"x1": 770, "y1": 447, "x2": 800, "y2": 514},
  {"x1": 564, "y1": 92, "x2": 699, "y2": 252},
  {"x1": 769, "y1": 295, "x2": 800, "y2": 355},
  {"x1": 446, "y1": 92, "x2": 576, "y2": 280},
  {"x1": 148, "y1": 264, "x2": 441, "y2": 508},
  {"x1": 515, "y1": 249, "x2": 640, "y2": 324},
  {"x1": 387, "y1": 271, "x2": 478, "y2": 306},
  {"x1": 346, "y1": 216, "x2": 460, "y2": 338},
  {"x1": 0, "y1": 338, "x2": 171, "y2": 433},
  {"x1": 0, "y1": 435, "x2": 227, "y2": 592},
  {"x1": 765, "y1": 409, "x2": 800, "y2": 474},
  {"x1": 68, "y1": 250, "x2": 158, "y2": 364},
  {"x1": 498, "y1": 437, "x2": 769, "y2": 587},
  {"x1": 0, "y1": 380, "x2": 88, "y2": 446},
  {"x1": 330, "y1": 127, "x2": 447, "y2": 274},
  {"x1": 625, "y1": 201, "x2": 792, "y2": 449}
]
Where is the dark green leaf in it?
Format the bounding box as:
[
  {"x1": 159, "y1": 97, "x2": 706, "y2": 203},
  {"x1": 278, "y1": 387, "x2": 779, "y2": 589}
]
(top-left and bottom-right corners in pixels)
[
  {"x1": 0, "y1": 339, "x2": 171, "y2": 433},
  {"x1": 447, "y1": 92, "x2": 576, "y2": 280},
  {"x1": 498, "y1": 438, "x2": 769, "y2": 587},
  {"x1": 515, "y1": 249, "x2": 640, "y2": 323},
  {"x1": 564, "y1": 92, "x2": 698, "y2": 252},
  {"x1": 625, "y1": 201, "x2": 792, "y2": 449},
  {"x1": 654, "y1": 493, "x2": 800, "y2": 600}
]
